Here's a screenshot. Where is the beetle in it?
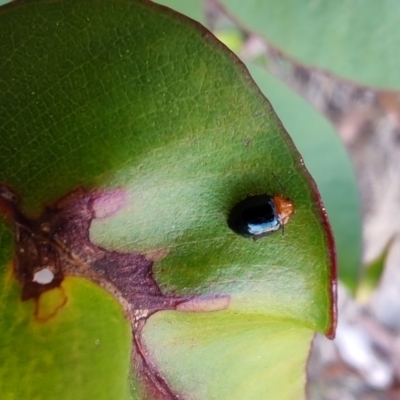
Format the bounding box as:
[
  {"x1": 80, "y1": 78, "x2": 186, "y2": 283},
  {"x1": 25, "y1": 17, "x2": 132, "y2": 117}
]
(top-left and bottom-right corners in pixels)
[{"x1": 227, "y1": 193, "x2": 294, "y2": 239}]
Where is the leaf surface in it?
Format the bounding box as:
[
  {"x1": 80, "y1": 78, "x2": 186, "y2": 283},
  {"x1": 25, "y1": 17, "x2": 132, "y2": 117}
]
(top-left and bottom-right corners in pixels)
[
  {"x1": 245, "y1": 64, "x2": 361, "y2": 291},
  {"x1": 0, "y1": 0, "x2": 336, "y2": 398}
]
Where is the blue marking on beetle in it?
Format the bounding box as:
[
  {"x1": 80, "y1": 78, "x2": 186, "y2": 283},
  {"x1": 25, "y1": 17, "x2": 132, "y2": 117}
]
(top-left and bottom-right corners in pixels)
[{"x1": 227, "y1": 193, "x2": 294, "y2": 240}]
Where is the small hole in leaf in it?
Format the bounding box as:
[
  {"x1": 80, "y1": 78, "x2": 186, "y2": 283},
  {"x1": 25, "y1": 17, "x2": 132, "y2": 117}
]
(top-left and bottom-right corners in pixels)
[{"x1": 33, "y1": 268, "x2": 54, "y2": 284}]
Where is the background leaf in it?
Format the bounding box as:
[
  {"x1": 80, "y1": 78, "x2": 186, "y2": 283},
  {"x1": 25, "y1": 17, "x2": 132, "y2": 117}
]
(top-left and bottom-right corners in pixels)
[
  {"x1": 218, "y1": 0, "x2": 400, "y2": 90},
  {"x1": 152, "y1": 0, "x2": 205, "y2": 24}
]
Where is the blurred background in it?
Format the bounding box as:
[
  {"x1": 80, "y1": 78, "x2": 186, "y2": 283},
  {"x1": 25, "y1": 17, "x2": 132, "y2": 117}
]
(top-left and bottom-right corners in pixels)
[{"x1": 152, "y1": 1, "x2": 400, "y2": 398}]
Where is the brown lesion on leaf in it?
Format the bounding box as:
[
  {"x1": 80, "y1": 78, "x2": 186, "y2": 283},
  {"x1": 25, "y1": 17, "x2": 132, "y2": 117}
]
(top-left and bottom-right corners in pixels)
[
  {"x1": 0, "y1": 184, "x2": 230, "y2": 399},
  {"x1": 0, "y1": 185, "x2": 194, "y2": 313}
]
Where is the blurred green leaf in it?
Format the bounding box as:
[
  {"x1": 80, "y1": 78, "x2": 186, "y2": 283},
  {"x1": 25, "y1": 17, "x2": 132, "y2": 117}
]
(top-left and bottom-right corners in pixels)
[
  {"x1": 214, "y1": 28, "x2": 244, "y2": 54},
  {"x1": 152, "y1": 0, "x2": 205, "y2": 24},
  {"x1": 0, "y1": 0, "x2": 335, "y2": 398},
  {"x1": 219, "y1": 0, "x2": 400, "y2": 90},
  {"x1": 357, "y1": 238, "x2": 393, "y2": 302}
]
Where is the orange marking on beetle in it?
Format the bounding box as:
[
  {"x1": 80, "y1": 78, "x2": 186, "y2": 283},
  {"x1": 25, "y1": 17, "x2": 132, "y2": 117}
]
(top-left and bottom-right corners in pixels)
[{"x1": 273, "y1": 195, "x2": 295, "y2": 225}]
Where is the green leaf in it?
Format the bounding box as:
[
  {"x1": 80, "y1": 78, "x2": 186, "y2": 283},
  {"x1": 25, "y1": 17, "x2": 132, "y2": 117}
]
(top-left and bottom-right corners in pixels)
[
  {"x1": 142, "y1": 311, "x2": 311, "y2": 399},
  {"x1": 153, "y1": 0, "x2": 361, "y2": 290},
  {"x1": 245, "y1": 63, "x2": 361, "y2": 292},
  {"x1": 218, "y1": 0, "x2": 400, "y2": 90},
  {"x1": 357, "y1": 238, "x2": 393, "y2": 302},
  {"x1": 0, "y1": 225, "x2": 132, "y2": 400},
  {"x1": 0, "y1": 0, "x2": 335, "y2": 399}
]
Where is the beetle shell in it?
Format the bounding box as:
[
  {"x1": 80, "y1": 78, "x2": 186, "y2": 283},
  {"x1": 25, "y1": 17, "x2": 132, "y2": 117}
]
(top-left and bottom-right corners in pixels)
[{"x1": 227, "y1": 194, "x2": 294, "y2": 239}]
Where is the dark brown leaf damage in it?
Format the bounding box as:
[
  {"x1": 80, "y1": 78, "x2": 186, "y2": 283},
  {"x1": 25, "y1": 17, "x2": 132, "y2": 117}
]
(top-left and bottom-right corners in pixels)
[{"x1": 0, "y1": 185, "x2": 192, "y2": 313}]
